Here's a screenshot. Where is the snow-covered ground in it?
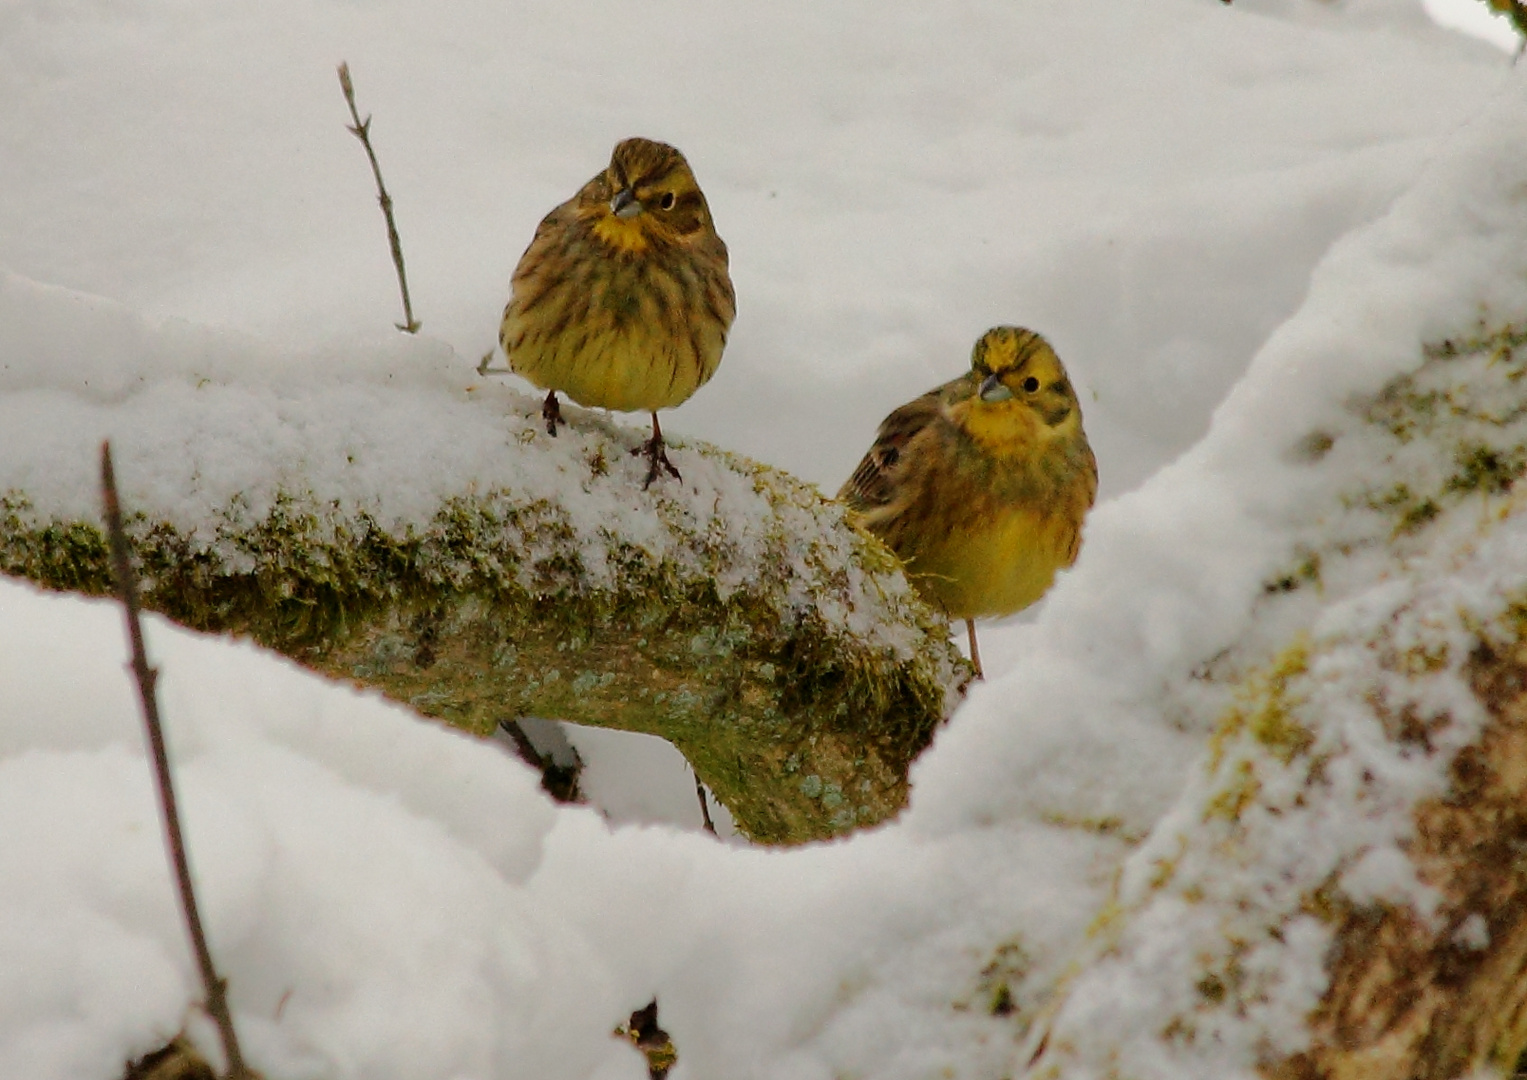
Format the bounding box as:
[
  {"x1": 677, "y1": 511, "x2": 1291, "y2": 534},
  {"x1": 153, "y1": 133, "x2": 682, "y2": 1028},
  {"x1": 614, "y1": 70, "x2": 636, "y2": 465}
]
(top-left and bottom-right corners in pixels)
[{"x1": 2, "y1": 0, "x2": 1526, "y2": 1077}]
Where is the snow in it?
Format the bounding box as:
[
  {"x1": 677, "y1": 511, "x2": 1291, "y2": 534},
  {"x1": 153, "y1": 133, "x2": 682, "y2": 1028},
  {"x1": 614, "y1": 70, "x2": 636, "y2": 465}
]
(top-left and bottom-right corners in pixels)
[
  {"x1": 534, "y1": 722, "x2": 739, "y2": 839},
  {"x1": 0, "y1": 0, "x2": 1512, "y2": 501},
  {"x1": 1425, "y1": 0, "x2": 1524, "y2": 49},
  {"x1": 0, "y1": 584, "x2": 638, "y2": 1080},
  {"x1": 1001, "y1": 76, "x2": 1527, "y2": 1074},
  {"x1": 1456, "y1": 913, "x2": 1492, "y2": 950},
  {"x1": 3, "y1": 1, "x2": 1527, "y2": 1078}
]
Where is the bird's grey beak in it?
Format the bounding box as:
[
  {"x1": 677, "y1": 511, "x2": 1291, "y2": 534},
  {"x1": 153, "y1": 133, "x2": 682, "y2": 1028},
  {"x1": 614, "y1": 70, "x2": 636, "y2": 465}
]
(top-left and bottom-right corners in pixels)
[
  {"x1": 610, "y1": 188, "x2": 641, "y2": 219},
  {"x1": 979, "y1": 373, "x2": 1014, "y2": 402}
]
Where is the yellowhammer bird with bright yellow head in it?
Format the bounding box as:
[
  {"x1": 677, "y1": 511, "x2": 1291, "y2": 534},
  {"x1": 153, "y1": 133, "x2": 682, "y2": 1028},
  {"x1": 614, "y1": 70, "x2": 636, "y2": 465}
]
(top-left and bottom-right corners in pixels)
[
  {"x1": 839, "y1": 326, "x2": 1097, "y2": 678},
  {"x1": 500, "y1": 137, "x2": 735, "y2": 487}
]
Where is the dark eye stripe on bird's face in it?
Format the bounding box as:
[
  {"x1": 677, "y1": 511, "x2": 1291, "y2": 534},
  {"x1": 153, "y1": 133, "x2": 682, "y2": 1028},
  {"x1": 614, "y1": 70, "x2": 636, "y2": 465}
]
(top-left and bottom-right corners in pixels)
[
  {"x1": 629, "y1": 180, "x2": 691, "y2": 211},
  {"x1": 978, "y1": 363, "x2": 1077, "y2": 417},
  {"x1": 618, "y1": 181, "x2": 707, "y2": 236},
  {"x1": 592, "y1": 153, "x2": 706, "y2": 225}
]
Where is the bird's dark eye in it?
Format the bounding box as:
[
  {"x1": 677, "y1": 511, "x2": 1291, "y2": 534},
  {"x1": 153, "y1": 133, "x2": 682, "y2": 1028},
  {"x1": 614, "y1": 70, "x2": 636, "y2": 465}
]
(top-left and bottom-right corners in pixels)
[
  {"x1": 1023, "y1": 376, "x2": 1040, "y2": 393},
  {"x1": 659, "y1": 192, "x2": 676, "y2": 210}
]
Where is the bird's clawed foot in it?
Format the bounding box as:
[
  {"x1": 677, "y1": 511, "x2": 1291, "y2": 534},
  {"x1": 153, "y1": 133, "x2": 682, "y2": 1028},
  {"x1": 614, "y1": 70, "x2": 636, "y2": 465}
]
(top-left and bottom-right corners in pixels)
[
  {"x1": 541, "y1": 390, "x2": 566, "y2": 436},
  {"x1": 633, "y1": 434, "x2": 682, "y2": 488},
  {"x1": 632, "y1": 411, "x2": 681, "y2": 488}
]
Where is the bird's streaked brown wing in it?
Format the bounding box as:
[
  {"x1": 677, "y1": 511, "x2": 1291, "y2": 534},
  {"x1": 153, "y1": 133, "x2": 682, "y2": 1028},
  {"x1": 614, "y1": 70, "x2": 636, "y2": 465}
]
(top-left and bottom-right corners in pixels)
[{"x1": 837, "y1": 388, "x2": 947, "y2": 514}]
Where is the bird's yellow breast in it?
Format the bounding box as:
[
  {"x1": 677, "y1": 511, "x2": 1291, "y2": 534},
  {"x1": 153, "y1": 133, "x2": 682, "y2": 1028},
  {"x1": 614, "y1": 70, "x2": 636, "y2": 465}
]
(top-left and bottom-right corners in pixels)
[
  {"x1": 516, "y1": 315, "x2": 710, "y2": 412},
  {"x1": 502, "y1": 218, "x2": 730, "y2": 413},
  {"x1": 903, "y1": 505, "x2": 1079, "y2": 620}
]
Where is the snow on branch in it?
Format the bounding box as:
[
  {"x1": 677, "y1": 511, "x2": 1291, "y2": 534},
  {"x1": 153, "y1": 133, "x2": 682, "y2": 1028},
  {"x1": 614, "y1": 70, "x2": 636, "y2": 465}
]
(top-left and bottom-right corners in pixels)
[{"x1": 0, "y1": 344, "x2": 967, "y2": 845}]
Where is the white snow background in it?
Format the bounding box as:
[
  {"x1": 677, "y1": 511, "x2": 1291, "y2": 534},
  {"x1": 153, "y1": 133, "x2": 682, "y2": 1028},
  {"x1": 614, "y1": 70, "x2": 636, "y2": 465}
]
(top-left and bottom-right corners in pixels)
[{"x1": 1, "y1": 0, "x2": 1526, "y2": 1077}]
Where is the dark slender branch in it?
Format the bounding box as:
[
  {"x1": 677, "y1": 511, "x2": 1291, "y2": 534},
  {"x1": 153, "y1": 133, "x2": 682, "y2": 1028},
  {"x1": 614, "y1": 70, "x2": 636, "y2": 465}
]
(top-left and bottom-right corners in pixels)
[
  {"x1": 496, "y1": 719, "x2": 585, "y2": 803},
  {"x1": 337, "y1": 61, "x2": 421, "y2": 334},
  {"x1": 497, "y1": 718, "x2": 545, "y2": 771},
  {"x1": 694, "y1": 774, "x2": 717, "y2": 835},
  {"x1": 101, "y1": 442, "x2": 258, "y2": 1080}
]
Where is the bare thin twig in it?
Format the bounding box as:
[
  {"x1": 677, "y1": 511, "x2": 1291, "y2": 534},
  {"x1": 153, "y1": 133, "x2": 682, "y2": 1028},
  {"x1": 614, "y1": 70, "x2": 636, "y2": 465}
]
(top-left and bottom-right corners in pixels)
[
  {"x1": 337, "y1": 61, "x2": 421, "y2": 334},
  {"x1": 694, "y1": 774, "x2": 717, "y2": 835},
  {"x1": 495, "y1": 718, "x2": 585, "y2": 803},
  {"x1": 497, "y1": 718, "x2": 545, "y2": 771},
  {"x1": 101, "y1": 442, "x2": 259, "y2": 1080}
]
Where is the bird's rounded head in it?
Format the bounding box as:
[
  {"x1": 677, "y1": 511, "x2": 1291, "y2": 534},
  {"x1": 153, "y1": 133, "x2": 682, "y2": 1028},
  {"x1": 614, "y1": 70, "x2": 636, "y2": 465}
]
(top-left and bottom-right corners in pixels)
[{"x1": 583, "y1": 137, "x2": 716, "y2": 251}]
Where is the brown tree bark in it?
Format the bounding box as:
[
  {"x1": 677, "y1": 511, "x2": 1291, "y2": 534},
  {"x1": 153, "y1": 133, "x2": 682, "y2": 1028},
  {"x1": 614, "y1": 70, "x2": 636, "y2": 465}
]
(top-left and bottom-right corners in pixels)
[{"x1": 1271, "y1": 633, "x2": 1527, "y2": 1080}]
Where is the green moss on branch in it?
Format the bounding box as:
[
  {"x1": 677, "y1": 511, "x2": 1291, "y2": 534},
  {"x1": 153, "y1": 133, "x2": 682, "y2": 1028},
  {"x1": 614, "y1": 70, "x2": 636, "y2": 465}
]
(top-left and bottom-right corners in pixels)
[{"x1": 1, "y1": 444, "x2": 966, "y2": 844}]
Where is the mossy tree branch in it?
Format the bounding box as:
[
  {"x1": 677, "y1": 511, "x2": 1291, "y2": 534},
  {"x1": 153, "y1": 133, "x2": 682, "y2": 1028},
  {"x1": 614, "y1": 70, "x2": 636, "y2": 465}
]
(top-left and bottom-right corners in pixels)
[{"x1": 3, "y1": 432, "x2": 966, "y2": 844}]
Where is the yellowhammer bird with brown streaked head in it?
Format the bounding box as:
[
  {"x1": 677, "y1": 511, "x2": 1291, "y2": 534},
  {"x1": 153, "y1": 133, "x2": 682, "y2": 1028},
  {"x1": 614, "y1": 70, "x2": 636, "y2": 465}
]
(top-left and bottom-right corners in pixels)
[
  {"x1": 838, "y1": 326, "x2": 1097, "y2": 678},
  {"x1": 500, "y1": 137, "x2": 735, "y2": 487}
]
